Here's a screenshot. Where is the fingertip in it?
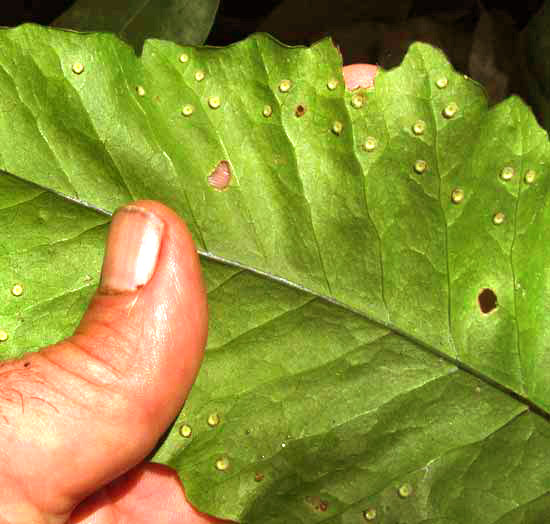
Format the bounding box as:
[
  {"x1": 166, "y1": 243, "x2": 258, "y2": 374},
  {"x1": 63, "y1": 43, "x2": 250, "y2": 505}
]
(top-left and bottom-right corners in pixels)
[
  {"x1": 127, "y1": 199, "x2": 208, "y2": 343},
  {"x1": 55, "y1": 198, "x2": 208, "y2": 471},
  {"x1": 342, "y1": 63, "x2": 379, "y2": 91},
  {"x1": 93, "y1": 198, "x2": 208, "y2": 402}
]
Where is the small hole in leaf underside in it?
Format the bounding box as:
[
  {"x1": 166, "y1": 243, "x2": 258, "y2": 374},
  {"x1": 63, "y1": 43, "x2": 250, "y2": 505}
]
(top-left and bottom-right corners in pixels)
[
  {"x1": 254, "y1": 472, "x2": 264, "y2": 482},
  {"x1": 208, "y1": 161, "x2": 231, "y2": 190},
  {"x1": 478, "y1": 288, "x2": 498, "y2": 314},
  {"x1": 305, "y1": 496, "x2": 329, "y2": 512}
]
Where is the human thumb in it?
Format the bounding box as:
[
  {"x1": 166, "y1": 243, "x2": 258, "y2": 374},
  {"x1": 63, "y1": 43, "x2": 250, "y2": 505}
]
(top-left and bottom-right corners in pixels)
[{"x1": 0, "y1": 201, "x2": 208, "y2": 523}]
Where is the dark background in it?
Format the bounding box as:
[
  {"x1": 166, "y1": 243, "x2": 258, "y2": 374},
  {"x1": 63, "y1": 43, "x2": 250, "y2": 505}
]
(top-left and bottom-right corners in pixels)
[
  {"x1": 0, "y1": 1, "x2": 544, "y2": 44},
  {"x1": 0, "y1": 0, "x2": 546, "y2": 109}
]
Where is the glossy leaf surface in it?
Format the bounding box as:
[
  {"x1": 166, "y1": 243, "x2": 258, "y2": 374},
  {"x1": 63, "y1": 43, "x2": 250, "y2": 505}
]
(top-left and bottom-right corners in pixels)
[{"x1": 1, "y1": 24, "x2": 550, "y2": 523}]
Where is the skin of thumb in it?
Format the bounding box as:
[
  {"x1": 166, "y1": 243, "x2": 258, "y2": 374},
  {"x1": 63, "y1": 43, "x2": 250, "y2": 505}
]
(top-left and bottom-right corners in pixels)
[
  {"x1": 342, "y1": 63, "x2": 379, "y2": 90},
  {"x1": 0, "y1": 200, "x2": 208, "y2": 521}
]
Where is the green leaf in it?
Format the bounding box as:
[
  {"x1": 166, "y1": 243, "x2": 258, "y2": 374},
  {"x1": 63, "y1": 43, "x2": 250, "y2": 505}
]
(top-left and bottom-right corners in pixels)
[
  {"x1": 1, "y1": 24, "x2": 550, "y2": 522},
  {"x1": 52, "y1": 0, "x2": 219, "y2": 50}
]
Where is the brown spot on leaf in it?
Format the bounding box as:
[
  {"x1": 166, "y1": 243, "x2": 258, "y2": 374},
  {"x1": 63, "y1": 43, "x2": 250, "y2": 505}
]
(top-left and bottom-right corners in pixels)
[
  {"x1": 254, "y1": 472, "x2": 264, "y2": 482},
  {"x1": 295, "y1": 104, "x2": 306, "y2": 117},
  {"x1": 305, "y1": 495, "x2": 329, "y2": 512},
  {"x1": 478, "y1": 288, "x2": 498, "y2": 314},
  {"x1": 208, "y1": 161, "x2": 232, "y2": 191}
]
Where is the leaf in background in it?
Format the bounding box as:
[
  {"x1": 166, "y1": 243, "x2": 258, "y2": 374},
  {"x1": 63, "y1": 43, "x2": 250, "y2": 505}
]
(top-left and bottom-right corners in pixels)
[
  {"x1": 521, "y1": 0, "x2": 550, "y2": 132},
  {"x1": 257, "y1": 0, "x2": 413, "y2": 45},
  {"x1": 1, "y1": 24, "x2": 550, "y2": 522},
  {"x1": 52, "y1": 0, "x2": 219, "y2": 50},
  {"x1": 257, "y1": 0, "x2": 482, "y2": 73},
  {"x1": 468, "y1": 6, "x2": 518, "y2": 106}
]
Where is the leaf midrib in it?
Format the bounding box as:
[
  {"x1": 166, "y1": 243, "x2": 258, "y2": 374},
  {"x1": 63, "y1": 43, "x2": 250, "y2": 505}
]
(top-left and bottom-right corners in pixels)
[{"x1": 5, "y1": 168, "x2": 546, "y2": 419}]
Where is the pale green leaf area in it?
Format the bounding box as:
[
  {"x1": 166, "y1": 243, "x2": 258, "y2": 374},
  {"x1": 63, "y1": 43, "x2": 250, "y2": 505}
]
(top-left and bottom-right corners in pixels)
[
  {"x1": 0, "y1": 24, "x2": 550, "y2": 523},
  {"x1": 52, "y1": 0, "x2": 219, "y2": 50}
]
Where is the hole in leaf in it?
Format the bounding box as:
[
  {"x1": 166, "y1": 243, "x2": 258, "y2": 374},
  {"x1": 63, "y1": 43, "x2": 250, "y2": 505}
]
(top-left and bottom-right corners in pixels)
[
  {"x1": 305, "y1": 496, "x2": 329, "y2": 512},
  {"x1": 295, "y1": 104, "x2": 306, "y2": 117},
  {"x1": 254, "y1": 472, "x2": 264, "y2": 482},
  {"x1": 208, "y1": 161, "x2": 231, "y2": 191},
  {"x1": 478, "y1": 288, "x2": 498, "y2": 314}
]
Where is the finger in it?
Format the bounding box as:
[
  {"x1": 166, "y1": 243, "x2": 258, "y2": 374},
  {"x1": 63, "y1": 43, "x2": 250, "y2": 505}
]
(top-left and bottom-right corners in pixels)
[
  {"x1": 0, "y1": 201, "x2": 208, "y2": 521},
  {"x1": 342, "y1": 63, "x2": 379, "y2": 90},
  {"x1": 69, "y1": 464, "x2": 229, "y2": 524}
]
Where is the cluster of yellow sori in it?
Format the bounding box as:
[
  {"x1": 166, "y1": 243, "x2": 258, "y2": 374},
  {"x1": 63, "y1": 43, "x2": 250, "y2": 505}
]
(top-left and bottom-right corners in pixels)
[
  {"x1": 177, "y1": 406, "x2": 415, "y2": 520},
  {"x1": 358, "y1": 74, "x2": 539, "y2": 223},
  {"x1": 176, "y1": 55, "x2": 370, "y2": 137},
  {"x1": 178, "y1": 412, "x2": 233, "y2": 472}
]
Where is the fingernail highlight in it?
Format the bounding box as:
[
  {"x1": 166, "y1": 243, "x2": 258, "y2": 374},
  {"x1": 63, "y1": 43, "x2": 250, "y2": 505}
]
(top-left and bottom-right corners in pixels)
[{"x1": 100, "y1": 205, "x2": 164, "y2": 294}]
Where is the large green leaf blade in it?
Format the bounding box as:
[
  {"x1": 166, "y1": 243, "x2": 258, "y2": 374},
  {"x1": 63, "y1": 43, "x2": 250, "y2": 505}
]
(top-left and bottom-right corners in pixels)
[
  {"x1": 2, "y1": 172, "x2": 548, "y2": 522},
  {"x1": 52, "y1": 0, "x2": 219, "y2": 50},
  {"x1": 1, "y1": 24, "x2": 550, "y2": 522},
  {"x1": 158, "y1": 258, "x2": 545, "y2": 523}
]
